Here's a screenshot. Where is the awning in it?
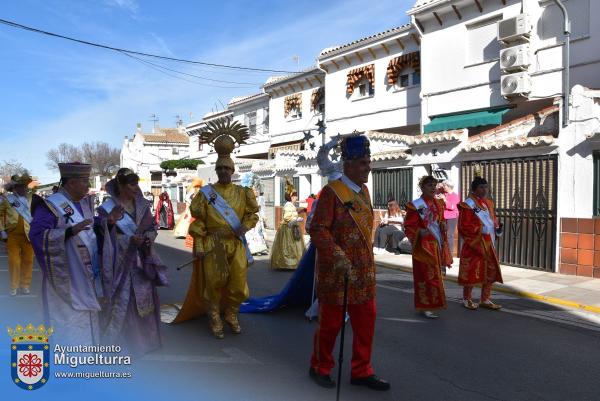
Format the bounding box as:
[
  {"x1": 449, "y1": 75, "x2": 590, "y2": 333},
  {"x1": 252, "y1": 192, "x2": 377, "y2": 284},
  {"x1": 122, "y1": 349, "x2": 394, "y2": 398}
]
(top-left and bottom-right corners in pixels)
[{"x1": 423, "y1": 108, "x2": 510, "y2": 134}]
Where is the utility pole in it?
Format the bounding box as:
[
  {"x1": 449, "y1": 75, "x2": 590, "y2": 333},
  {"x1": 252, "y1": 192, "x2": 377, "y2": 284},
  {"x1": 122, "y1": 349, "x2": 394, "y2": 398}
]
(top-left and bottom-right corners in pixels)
[{"x1": 292, "y1": 55, "x2": 300, "y2": 71}]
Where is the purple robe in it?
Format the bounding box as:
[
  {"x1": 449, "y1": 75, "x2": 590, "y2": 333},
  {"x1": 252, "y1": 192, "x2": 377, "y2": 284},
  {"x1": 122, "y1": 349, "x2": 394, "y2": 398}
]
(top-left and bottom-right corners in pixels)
[
  {"x1": 97, "y1": 180, "x2": 167, "y2": 356},
  {"x1": 29, "y1": 189, "x2": 102, "y2": 346}
]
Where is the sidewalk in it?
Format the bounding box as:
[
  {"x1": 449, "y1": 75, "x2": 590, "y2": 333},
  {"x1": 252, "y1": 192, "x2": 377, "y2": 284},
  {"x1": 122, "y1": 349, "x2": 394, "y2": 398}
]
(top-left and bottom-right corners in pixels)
[
  {"x1": 265, "y1": 230, "x2": 600, "y2": 314},
  {"x1": 264, "y1": 229, "x2": 600, "y2": 315},
  {"x1": 376, "y1": 253, "x2": 600, "y2": 314}
]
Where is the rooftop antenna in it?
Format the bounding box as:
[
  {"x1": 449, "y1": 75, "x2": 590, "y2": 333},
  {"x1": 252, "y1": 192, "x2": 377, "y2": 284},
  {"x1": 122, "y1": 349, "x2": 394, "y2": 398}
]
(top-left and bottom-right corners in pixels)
[
  {"x1": 174, "y1": 114, "x2": 183, "y2": 127},
  {"x1": 218, "y1": 99, "x2": 226, "y2": 110},
  {"x1": 149, "y1": 114, "x2": 159, "y2": 133},
  {"x1": 292, "y1": 55, "x2": 300, "y2": 70}
]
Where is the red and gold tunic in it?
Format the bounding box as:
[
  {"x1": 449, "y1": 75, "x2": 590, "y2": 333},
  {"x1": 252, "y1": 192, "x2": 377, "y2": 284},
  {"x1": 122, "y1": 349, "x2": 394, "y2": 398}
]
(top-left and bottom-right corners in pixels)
[
  {"x1": 457, "y1": 195, "x2": 503, "y2": 286},
  {"x1": 309, "y1": 181, "x2": 375, "y2": 306},
  {"x1": 404, "y1": 196, "x2": 452, "y2": 311}
]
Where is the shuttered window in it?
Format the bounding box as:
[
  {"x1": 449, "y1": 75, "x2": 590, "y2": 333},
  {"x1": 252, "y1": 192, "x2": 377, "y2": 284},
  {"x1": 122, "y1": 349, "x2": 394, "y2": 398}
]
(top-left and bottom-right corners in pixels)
[{"x1": 372, "y1": 168, "x2": 413, "y2": 209}]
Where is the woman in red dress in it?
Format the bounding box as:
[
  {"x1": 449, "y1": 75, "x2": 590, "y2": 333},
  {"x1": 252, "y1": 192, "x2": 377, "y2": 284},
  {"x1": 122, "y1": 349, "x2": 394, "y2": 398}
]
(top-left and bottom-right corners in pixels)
[
  {"x1": 404, "y1": 176, "x2": 453, "y2": 319},
  {"x1": 457, "y1": 177, "x2": 504, "y2": 310}
]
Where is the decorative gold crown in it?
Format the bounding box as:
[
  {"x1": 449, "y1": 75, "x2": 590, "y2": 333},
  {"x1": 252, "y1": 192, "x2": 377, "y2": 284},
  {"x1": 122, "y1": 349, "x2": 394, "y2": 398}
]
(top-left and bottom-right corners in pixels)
[
  {"x1": 199, "y1": 118, "x2": 250, "y2": 149},
  {"x1": 7, "y1": 324, "x2": 53, "y2": 344}
]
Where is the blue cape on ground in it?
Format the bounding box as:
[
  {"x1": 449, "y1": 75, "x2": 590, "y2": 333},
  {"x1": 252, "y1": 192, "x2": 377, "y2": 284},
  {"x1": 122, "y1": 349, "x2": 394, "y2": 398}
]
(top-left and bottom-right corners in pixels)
[{"x1": 240, "y1": 244, "x2": 315, "y2": 313}]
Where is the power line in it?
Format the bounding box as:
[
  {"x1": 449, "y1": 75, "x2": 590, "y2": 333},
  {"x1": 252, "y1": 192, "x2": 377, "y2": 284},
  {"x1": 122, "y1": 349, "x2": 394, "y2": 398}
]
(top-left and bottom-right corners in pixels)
[
  {"x1": 0, "y1": 17, "x2": 297, "y2": 74},
  {"x1": 119, "y1": 51, "x2": 255, "y2": 89},
  {"x1": 120, "y1": 51, "x2": 260, "y2": 86}
]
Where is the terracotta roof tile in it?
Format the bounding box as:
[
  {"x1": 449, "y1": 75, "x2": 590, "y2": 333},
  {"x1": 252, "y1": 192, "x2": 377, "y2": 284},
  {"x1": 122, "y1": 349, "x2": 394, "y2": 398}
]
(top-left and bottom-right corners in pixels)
[
  {"x1": 142, "y1": 128, "x2": 189, "y2": 144},
  {"x1": 318, "y1": 24, "x2": 413, "y2": 59}
]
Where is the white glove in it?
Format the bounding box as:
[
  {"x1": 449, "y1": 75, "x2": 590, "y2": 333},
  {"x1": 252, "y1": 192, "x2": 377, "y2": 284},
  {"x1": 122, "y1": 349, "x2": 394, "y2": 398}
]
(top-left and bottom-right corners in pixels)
[
  {"x1": 296, "y1": 217, "x2": 304, "y2": 222},
  {"x1": 0, "y1": 231, "x2": 7, "y2": 241}
]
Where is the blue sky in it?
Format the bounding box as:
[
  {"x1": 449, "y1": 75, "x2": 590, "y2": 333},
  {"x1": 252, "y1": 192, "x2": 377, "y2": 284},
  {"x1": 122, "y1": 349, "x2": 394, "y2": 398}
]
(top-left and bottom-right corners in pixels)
[{"x1": 0, "y1": 0, "x2": 414, "y2": 182}]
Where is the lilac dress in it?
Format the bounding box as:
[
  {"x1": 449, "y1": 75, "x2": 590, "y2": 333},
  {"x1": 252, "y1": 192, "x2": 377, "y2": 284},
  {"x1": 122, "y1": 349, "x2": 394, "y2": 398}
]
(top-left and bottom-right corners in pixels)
[
  {"x1": 97, "y1": 180, "x2": 168, "y2": 356},
  {"x1": 29, "y1": 190, "x2": 102, "y2": 346}
]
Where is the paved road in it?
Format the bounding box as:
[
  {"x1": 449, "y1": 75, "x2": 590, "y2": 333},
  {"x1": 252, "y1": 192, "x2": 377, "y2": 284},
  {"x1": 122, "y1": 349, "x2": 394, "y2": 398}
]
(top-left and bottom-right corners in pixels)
[{"x1": 2, "y1": 233, "x2": 600, "y2": 401}]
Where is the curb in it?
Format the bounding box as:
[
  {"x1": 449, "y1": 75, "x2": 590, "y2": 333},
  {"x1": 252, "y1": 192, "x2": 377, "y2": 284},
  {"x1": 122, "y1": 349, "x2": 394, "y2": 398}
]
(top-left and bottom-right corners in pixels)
[{"x1": 376, "y1": 260, "x2": 600, "y2": 315}]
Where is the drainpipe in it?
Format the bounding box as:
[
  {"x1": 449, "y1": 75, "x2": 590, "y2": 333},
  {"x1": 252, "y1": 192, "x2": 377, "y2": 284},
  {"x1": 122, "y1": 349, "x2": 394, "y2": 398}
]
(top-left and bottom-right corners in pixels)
[
  {"x1": 553, "y1": 0, "x2": 571, "y2": 127},
  {"x1": 410, "y1": 15, "x2": 425, "y2": 134}
]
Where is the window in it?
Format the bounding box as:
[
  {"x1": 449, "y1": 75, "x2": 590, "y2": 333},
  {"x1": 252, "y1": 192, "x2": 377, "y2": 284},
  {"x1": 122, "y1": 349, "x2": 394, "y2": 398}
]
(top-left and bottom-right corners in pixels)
[
  {"x1": 466, "y1": 16, "x2": 502, "y2": 65},
  {"x1": 245, "y1": 111, "x2": 257, "y2": 135},
  {"x1": 263, "y1": 108, "x2": 269, "y2": 134},
  {"x1": 412, "y1": 72, "x2": 421, "y2": 85},
  {"x1": 150, "y1": 172, "x2": 162, "y2": 182},
  {"x1": 355, "y1": 79, "x2": 374, "y2": 99},
  {"x1": 172, "y1": 147, "x2": 179, "y2": 155},
  {"x1": 398, "y1": 74, "x2": 410, "y2": 88},
  {"x1": 358, "y1": 83, "x2": 367, "y2": 96},
  {"x1": 284, "y1": 94, "x2": 302, "y2": 120}
]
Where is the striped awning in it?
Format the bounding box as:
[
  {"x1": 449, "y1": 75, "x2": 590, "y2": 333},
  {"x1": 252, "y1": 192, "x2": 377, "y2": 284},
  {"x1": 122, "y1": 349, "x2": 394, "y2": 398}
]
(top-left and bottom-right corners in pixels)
[
  {"x1": 386, "y1": 52, "x2": 420, "y2": 85},
  {"x1": 346, "y1": 64, "x2": 375, "y2": 95}
]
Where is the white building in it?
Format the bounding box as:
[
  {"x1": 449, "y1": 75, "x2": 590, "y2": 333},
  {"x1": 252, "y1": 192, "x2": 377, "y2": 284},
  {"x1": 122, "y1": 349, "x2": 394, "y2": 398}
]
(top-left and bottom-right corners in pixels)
[
  {"x1": 177, "y1": 0, "x2": 600, "y2": 276},
  {"x1": 317, "y1": 24, "x2": 422, "y2": 209},
  {"x1": 120, "y1": 124, "x2": 190, "y2": 195},
  {"x1": 406, "y1": 0, "x2": 600, "y2": 275},
  {"x1": 260, "y1": 67, "x2": 327, "y2": 213}
]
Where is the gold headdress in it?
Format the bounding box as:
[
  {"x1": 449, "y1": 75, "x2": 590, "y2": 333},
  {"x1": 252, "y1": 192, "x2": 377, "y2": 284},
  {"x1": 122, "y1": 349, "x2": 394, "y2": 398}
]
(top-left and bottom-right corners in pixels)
[
  {"x1": 199, "y1": 118, "x2": 250, "y2": 171},
  {"x1": 473, "y1": 164, "x2": 483, "y2": 178}
]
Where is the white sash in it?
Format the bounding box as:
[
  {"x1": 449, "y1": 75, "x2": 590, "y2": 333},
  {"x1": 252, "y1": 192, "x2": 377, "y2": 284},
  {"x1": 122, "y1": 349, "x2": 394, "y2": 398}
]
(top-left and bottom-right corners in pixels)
[
  {"x1": 412, "y1": 197, "x2": 442, "y2": 249},
  {"x1": 47, "y1": 192, "x2": 103, "y2": 297},
  {"x1": 5, "y1": 193, "x2": 32, "y2": 223},
  {"x1": 47, "y1": 192, "x2": 98, "y2": 264},
  {"x1": 200, "y1": 185, "x2": 253, "y2": 263},
  {"x1": 100, "y1": 198, "x2": 137, "y2": 238},
  {"x1": 465, "y1": 197, "x2": 496, "y2": 246}
]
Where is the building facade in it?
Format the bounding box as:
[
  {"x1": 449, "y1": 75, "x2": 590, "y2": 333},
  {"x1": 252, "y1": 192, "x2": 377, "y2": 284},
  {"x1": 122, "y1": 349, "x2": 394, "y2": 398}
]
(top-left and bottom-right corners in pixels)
[
  {"x1": 120, "y1": 124, "x2": 190, "y2": 195},
  {"x1": 129, "y1": 0, "x2": 600, "y2": 277},
  {"x1": 407, "y1": 0, "x2": 600, "y2": 275}
]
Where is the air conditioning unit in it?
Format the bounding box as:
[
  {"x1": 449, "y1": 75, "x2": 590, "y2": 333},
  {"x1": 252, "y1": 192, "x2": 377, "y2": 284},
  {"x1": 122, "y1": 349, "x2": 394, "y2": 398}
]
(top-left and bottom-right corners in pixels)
[
  {"x1": 497, "y1": 14, "x2": 531, "y2": 43},
  {"x1": 501, "y1": 72, "x2": 531, "y2": 98},
  {"x1": 500, "y1": 44, "x2": 531, "y2": 72}
]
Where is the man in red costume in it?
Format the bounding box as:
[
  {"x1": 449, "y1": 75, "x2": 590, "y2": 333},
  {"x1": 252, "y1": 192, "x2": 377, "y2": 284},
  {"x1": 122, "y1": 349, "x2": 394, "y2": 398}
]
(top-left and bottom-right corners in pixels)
[
  {"x1": 458, "y1": 176, "x2": 503, "y2": 310},
  {"x1": 308, "y1": 134, "x2": 390, "y2": 392}
]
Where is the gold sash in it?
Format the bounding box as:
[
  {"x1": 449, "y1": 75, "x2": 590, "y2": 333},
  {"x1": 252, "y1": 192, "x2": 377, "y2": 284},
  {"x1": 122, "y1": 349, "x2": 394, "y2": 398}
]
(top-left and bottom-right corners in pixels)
[{"x1": 328, "y1": 180, "x2": 373, "y2": 247}]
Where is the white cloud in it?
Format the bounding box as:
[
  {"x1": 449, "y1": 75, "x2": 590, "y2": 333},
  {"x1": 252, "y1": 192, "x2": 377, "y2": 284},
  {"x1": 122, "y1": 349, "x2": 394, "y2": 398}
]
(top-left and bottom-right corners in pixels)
[
  {"x1": 104, "y1": 0, "x2": 139, "y2": 14},
  {"x1": 0, "y1": 0, "x2": 413, "y2": 183}
]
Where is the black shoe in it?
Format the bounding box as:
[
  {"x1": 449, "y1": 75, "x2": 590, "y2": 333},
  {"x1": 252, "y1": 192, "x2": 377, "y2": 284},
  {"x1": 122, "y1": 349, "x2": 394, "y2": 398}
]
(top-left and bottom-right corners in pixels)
[
  {"x1": 350, "y1": 375, "x2": 391, "y2": 391},
  {"x1": 309, "y1": 367, "x2": 336, "y2": 388}
]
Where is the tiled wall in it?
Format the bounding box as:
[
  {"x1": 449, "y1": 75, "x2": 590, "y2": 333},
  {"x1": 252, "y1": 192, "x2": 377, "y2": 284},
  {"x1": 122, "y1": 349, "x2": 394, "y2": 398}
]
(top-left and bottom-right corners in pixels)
[{"x1": 560, "y1": 217, "x2": 600, "y2": 278}]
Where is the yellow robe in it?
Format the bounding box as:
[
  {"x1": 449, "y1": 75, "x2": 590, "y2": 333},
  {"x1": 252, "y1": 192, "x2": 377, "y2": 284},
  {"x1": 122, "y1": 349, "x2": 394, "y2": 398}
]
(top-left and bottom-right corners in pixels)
[
  {"x1": 163, "y1": 183, "x2": 258, "y2": 323},
  {"x1": 270, "y1": 202, "x2": 305, "y2": 269},
  {"x1": 0, "y1": 194, "x2": 34, "y2": 291}
]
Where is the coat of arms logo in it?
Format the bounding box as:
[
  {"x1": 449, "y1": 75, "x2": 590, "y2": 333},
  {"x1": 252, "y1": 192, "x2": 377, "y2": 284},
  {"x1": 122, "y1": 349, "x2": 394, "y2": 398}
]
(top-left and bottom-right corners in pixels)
[{"x1": 7, "y1": 323, "x2": 53, "y2": 390}]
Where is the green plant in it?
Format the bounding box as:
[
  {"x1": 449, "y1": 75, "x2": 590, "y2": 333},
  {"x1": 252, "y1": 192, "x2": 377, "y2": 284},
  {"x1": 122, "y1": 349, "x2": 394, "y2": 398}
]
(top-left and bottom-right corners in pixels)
[{"x1": 160, "y1": 159, "x2": 204, "y2": 170}]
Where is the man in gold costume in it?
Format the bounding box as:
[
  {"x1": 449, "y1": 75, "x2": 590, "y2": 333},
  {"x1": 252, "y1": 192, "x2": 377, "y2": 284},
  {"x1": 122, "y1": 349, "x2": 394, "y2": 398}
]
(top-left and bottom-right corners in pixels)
[{"x1": 168, "y1": 119, "x2": 258, "y2": 339}]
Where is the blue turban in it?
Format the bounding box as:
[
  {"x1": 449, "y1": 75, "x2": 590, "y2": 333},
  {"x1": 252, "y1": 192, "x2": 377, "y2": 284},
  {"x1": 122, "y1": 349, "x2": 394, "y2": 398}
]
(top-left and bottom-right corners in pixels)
[{"x1": 341, "y1": 135, "x2": 370, "y2": 160}]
